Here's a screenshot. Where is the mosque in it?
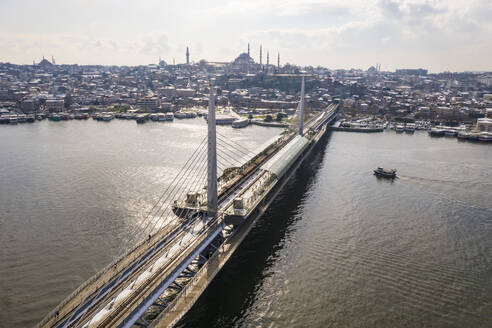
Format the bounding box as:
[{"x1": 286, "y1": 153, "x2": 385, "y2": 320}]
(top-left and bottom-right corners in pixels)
[
  {"x1": 230, "y1": 43, "x2": 280, "y2": 73},
  {"x1": 159, "y1": 43, "x2": 280, "y2": 73}
]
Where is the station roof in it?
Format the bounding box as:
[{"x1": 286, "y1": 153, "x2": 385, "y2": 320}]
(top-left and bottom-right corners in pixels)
[{"x1": 261, "y1": 135, "x2": 310, "y2": 178}]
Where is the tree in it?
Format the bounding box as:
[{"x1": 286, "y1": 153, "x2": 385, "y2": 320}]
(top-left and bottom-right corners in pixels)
[
  {"x1": 275, "y1": 112, "x2": 283, "y2": 122},
  {"x1": 264, "y1": 114, "x2": 273, "y2": 122},
  {"x1": 248, "y1": 114, "x2": 253, "y2": 119}
]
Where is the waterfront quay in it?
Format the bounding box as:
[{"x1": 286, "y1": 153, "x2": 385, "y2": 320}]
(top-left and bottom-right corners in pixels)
[
  {"x1": 329, "y1": 113, "x2": 492, "y2": 143},
  {"x1": 2, "y1": 50, "x2": 492, "y2": 137}
]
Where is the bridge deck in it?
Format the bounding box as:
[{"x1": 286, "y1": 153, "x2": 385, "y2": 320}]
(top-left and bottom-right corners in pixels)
[{"x1": 37, "y1": 104, "x2": 339, "y2": 328}]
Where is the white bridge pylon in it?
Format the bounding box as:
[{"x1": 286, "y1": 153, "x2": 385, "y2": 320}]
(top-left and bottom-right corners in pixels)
[{"x1": 207, "y1": 80, "x2": 218, "y2": 219}]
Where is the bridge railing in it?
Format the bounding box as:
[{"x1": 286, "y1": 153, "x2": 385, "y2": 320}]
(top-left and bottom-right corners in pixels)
[{"x1": 147, "y1": 224, "x2": 227, "y2": 328}]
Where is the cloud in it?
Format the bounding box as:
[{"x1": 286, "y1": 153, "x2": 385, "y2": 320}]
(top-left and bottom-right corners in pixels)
[
  {"x1": 0, "y1": 0, "x2": 490, "y2": 71},
  {"x1": 0, "y1": 32, "x2": 177, "y2": 65}
]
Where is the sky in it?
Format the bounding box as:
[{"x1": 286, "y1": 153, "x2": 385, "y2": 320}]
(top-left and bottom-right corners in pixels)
[{"x1": 0, "y1": 0, "x2": 490, "y2": 72}]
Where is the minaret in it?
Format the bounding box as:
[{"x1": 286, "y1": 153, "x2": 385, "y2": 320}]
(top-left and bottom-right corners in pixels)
[
  {"x1": 259, "y1": 45, "x2": 262, "y2": 65},
  {"x1": 186, "y1": 47, "x2": 190, "y2": 65},
  {"x1": 267, "y1": 51, "x2": 269, "y2": 66},
  {"x1": 207, "y1": 81, "x2": 217, "y2": 219},
  {"x1": 277, "y1": 52, "x2": 280, "y2": 69},
  {"x1": 299, "y1": 76, "x2": 305, "y2": 136},
  {"x1": 52, "y1": 56, "x2": 56, "y2": 65},
  {"x1": 248, "y1": 43, "x2": 250, "y2": 57}
]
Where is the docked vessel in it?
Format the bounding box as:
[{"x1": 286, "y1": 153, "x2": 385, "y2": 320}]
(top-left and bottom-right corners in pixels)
[
  {"x1": 49, "y1": 114, "x2": 62, "y2": 121},
  {"x1": 174, "y1": 111, "x2": 196, "y2": 119},
  {"x1": 429, "y1": 128, "x2": 445, "y2": 136},
  {"x1": 165, "y1": 113, "x2": 174, "y2": 121},
  {"x1": 395, "y1": 124, "x2": 404, "y2": 133},
  {"x1": 17, "y1": 114, "x2": 27, "y2": 123},
  {"x1": 232, "y1": 118, "x2": 249, "y2": 128},
  {"x1": 8, "y1": 115, "x2": 18, "y2": 124},
  {"x1": 74, "y1": 113, "x2": 89, "y2": 120},
  {"x1": 457, "y1": 131, "x2": 471, "y2": 140},
  {"x1": 443, "y1": 128, "x2": 457, "y2": 137},
  {"x1": 477, "y1": 132, "x2": 492, "y2": 142},
  {"x1": 0, "y1": 115, "x2": 9, "y2": 124},
  {"x1": 405, "y1": 123, "x2": 415, "y2": 133},
  {"x1": 374, "y1": 167, "x2": 397, "y2": 178},
  {"x1": 174, "y1": 112, "x2": 186, "y2": 119},
  {"x1": 136, "y1": 114, "x2": 148, "y2": 124},
  {"x1": 101, "y1": 113, "x2": 114, "y2": 121}
]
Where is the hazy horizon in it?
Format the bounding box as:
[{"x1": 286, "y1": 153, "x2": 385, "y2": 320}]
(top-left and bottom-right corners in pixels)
[{"x1": 1, "y1": 0, "x2": 491, "y2": 73}]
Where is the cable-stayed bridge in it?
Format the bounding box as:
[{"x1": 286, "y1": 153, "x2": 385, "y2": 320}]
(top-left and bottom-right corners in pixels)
[{"x1": 36, "y1": 78, "x2": 339, "y2": 328}]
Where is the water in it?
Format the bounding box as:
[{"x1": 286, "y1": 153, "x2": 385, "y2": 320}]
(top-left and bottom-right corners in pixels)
[
  {"x1": 178, "y1": 131, "x2": 491, "y2": 328},
  {"x1": 0, "y1": 123, "x2": 491, "y2": 327},
  {"x1": 0, "y1": 118, "x2": 281, "y2": 327}
]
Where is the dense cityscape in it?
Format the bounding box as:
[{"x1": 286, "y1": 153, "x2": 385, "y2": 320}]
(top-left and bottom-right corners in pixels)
[{"x1": 1, "y1": 46, "x2": 491, "y2": 141}]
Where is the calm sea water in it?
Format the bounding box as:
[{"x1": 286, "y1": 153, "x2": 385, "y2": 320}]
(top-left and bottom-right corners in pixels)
[{"x1": 0, "y1": 121, "x2": 490, "y2": 327}]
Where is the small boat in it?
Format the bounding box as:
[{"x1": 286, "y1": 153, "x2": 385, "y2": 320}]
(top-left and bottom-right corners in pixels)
[
  {"x1": 165, "y1": 113, "x2": 174, "y2": 121},
  {"x1": 395, "y1": 124, "x2": 404, "y2": 133},
  {"x1": 50, "y1": 114, "x2": 62, "y2": 121},
  {"x1": 374, "y1": 167, "x2": 397, "y2": 178},
  {"x1": 26, "y1": 114, "x2": 36, "y2": 122},
  {"x1": 174, "y1": 112, "x2": 187, "y2": 119}
]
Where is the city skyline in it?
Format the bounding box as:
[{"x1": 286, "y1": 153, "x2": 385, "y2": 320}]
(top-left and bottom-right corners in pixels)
[{"x1": 0, "y1": 0, "x2": 491, "y2": 72}]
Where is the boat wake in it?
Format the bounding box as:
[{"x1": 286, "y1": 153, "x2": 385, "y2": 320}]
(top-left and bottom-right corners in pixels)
[{"x1": 396, "y1": 175, "x2": 492, "y2": 214}]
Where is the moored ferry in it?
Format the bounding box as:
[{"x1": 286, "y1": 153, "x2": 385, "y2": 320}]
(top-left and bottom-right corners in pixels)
[
  {"x1": 232, "y1": 118, "x2": 249, "y2": 128},
  {"x1": 429, "y1": 128, "x2": 445, "y2": 136}
]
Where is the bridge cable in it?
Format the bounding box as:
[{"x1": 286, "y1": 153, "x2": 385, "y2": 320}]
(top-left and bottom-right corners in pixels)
[{"x1": 61, "y1": 137, "x2": 208, "y2": 328}]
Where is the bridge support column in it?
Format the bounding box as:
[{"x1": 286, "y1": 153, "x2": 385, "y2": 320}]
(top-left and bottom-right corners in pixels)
[
  {"x1": 207, "y1": 80, "x2": 218, "y2": 219},
  {"x1": 299, "y1": 76, "x2": 305, "y2": 136}
]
